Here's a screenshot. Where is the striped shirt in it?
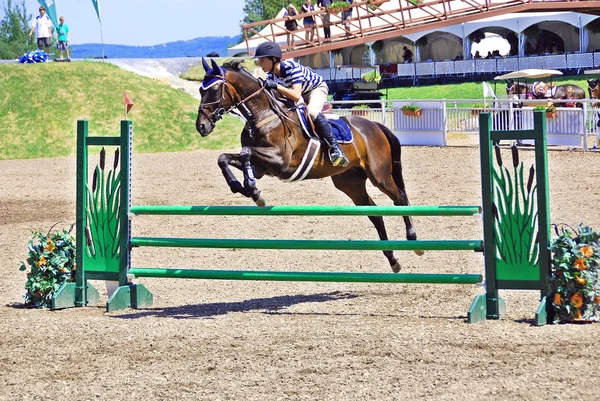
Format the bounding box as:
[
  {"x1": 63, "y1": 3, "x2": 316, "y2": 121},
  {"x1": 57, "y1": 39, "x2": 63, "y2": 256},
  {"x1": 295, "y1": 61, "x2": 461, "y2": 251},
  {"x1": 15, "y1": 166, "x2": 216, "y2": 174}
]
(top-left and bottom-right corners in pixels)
[{"x1": 267, "y1": 60, "x2": 323, "y2": 94}]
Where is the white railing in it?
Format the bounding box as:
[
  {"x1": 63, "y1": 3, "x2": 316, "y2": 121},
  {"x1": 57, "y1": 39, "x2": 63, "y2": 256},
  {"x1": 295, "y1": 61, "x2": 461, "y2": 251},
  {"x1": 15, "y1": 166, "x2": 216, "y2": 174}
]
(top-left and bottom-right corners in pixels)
[
  {"x1": 329, "y1": 99, "x2": 600, "y2": 150},
  {"x1": 317, "y1": 52, "x2": 600, "y2": 80}
]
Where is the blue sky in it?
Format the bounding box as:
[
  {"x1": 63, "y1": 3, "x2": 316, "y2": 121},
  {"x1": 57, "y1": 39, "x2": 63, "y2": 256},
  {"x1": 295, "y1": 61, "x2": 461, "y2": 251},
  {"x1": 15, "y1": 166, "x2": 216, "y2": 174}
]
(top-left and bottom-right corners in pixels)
[{"x1": 1, "y1": 0, "x2": 247, "y2": 46}]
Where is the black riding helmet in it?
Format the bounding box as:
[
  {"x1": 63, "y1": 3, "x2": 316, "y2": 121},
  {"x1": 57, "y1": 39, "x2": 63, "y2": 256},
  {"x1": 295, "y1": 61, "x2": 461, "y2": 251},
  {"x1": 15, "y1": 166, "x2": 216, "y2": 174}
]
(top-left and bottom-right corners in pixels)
[{"x1": 254, "y1": 42, "x2": 282, "y2": 59}]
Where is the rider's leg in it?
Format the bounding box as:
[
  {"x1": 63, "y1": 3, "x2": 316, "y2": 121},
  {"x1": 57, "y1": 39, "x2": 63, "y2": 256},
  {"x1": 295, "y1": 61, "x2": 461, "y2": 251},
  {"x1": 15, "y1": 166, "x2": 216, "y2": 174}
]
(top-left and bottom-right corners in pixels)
[
  {"x1": 313, "y1": 113, "x2": 349, "y2": 167},
  {"x1": 306, "y1": 83, "x2": 349, "y2": 167}
]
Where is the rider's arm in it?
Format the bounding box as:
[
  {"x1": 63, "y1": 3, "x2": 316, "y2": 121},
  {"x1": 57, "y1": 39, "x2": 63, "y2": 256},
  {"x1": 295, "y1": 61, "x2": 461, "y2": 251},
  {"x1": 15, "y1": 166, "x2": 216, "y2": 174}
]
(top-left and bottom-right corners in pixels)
[{"x1": 277, "y1": 82, "x2": 303, "y2": 103}]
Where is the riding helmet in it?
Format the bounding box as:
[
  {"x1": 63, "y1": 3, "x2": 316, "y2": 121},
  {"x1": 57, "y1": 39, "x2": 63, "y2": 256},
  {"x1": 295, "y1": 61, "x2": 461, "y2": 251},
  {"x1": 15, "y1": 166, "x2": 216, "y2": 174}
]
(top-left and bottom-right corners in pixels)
[{"x1": 254, "y1": 42, "x2": 282, "y2": 59}]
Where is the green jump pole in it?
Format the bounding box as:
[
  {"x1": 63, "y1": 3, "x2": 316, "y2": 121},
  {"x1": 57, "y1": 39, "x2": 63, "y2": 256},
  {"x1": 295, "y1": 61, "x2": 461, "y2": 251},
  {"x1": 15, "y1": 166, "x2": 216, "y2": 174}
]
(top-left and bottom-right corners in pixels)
[
  {"x1": 129, "y1": 205, "x2": 482, "y2": 216},
  {"x1": 129, "y1": 268, "x2": 484, "y2": 284},
  {"x1": 130, "y1": 238, "x2": 484, "y2": 251}
]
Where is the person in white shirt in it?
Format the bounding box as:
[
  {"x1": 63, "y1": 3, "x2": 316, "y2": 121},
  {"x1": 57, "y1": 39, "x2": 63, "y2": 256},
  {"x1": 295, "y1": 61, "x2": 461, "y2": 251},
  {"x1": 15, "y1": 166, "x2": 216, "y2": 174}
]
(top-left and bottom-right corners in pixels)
[{"x1": 28, "y1": 6, "x2": 52, "y2": 54}]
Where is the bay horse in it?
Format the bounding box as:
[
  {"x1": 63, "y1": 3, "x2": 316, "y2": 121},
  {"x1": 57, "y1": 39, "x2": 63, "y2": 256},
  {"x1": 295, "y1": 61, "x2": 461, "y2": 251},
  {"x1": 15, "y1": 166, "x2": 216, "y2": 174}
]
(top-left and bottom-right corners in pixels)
[
  {"x1": 195, "y1": 58, "x2": 421, "y2": 272},
  {"x1": 587, "y1": 78, "x2": 600, "y2": 107},
  {"x1": 506, "y1": 79, "x2": 585, "y2": 106}
]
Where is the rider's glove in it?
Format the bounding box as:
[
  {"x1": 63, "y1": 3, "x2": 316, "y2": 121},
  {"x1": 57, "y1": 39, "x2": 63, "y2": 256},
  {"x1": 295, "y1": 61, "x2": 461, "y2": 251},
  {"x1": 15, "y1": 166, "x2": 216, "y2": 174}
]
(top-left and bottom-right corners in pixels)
[{"x1": 264, "y1": 79, "x2": 278, "y2": 90}]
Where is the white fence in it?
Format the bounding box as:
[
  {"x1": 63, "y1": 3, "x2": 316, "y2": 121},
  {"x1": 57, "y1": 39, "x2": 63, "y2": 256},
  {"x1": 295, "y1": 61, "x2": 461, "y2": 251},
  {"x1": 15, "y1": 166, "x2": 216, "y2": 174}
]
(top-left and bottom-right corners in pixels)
[
  {"x1": 318, "y1": 52, "x2": 600, "y2": 80},
  {"x1": 329, "y1": 99, "x2": 600, "y2": 150}
]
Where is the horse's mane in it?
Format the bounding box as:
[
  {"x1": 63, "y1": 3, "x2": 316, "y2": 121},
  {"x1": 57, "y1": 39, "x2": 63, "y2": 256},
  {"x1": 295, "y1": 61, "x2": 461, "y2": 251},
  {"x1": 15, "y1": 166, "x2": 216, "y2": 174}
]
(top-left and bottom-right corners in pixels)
[{"x1": 223, "y1": 60, "x2": 257, "y2": 81}]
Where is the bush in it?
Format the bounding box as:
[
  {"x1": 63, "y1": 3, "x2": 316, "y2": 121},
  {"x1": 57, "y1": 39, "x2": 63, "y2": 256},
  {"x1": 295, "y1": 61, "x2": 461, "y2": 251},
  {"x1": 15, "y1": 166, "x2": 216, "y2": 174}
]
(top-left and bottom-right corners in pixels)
[
  {"x1": 549, "y1": 224, "x2": 600, "y2": 323},
  {"x1": 19, "y1": 228, "x2": 76, "y2": 308}
]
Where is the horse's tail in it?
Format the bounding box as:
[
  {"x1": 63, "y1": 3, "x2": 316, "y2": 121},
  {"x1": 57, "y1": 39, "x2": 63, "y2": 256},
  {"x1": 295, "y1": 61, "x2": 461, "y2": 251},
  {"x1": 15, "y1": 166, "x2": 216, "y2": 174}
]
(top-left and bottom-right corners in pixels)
[{"x1": 375, "y1": 122, "x2": 407, "y2": 193}]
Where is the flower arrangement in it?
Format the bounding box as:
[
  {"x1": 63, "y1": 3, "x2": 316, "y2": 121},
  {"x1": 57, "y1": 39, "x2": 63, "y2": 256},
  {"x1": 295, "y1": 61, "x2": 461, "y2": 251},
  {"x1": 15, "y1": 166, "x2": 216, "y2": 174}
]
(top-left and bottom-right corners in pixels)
[
  {"x1": 549, "y1": 224, "x2": 600, "y2": 323},
  {"x1": 19, "y1": 228, "x2": 76, "y2": 308},
  {"x1": 401, "y1": 103, "x2": 422, "y2": 116},
  {"x1": 534, "y1": 104, "x2": 557, "y2": 118}
]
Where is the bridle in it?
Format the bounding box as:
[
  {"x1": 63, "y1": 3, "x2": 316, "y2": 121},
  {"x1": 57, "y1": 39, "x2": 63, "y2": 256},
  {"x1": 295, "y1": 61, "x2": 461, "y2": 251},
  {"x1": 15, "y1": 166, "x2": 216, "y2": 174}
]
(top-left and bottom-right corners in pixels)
[
  {"x1": 198, "y1": 68, "x2": 267, "y2": 132},
  {"x1": 198, "y1": 67, "x2": 300, "y2": 135}
]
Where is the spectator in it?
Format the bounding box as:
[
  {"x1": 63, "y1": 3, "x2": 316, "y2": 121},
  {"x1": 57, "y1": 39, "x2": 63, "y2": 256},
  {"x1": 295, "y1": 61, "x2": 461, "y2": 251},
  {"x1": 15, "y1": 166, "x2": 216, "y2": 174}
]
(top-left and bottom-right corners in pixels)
[
  {"x1": 486, "y1": 51, "x2": 493, "y2": 59},
  {"x1": 562, "y1": 86, "x2": 576, "y2": 108},
  {"x1": 55, "y1": 16, "x2": 70, "y2": 60},
  {"x1": 454, "y1": 51, "x2": 464, "y2": 61},
  {"x1": 474, "y1": 50, "x2": 481, "y2": 59},
  {"x1": 342, "y1": 0, "x2": 353, "y2": 35},
  {"x1": 301, "y1": 0, "x2": 316, "y2": 44},
  {"x1": 284, "y1": 4, "x2": 299, "y2": 48},
  {"x1": 28, "y1": 6, "x2": 52, "y2": 54},
  {"x1": 524, "y1": 42, "x2": 533, "y2": 56},
  {"x1": 402, "y1": 46, "x2": 413, "y2": 63},
  {"x1": 317, "y1": 0, "x2": 332, "y2": 42}
]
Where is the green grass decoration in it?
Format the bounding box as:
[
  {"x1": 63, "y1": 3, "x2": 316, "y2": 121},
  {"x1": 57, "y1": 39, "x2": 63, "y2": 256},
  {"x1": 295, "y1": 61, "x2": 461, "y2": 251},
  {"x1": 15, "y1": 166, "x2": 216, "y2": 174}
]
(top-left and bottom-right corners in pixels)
[
  {"x1": 85, "y1": 147, "x2": 121, "y2": 272},
  {"x1": 492, "y1": 144, "x2": 540, "y2": 280}
]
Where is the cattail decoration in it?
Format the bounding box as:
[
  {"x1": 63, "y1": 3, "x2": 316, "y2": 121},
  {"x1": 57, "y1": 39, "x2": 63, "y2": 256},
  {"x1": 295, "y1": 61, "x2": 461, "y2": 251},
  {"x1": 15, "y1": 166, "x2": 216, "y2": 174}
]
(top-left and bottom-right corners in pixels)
[
  {"x1": 92, "y1": 168, "x2": 98, "y2": 193},
  {"x1": 511, "y1": 144, "x2": 519, "y2": 168},
  {"x1": 527, "y1": 165, "x2": 535, "y2": 192},
  {"x1": 113, "y1": 148, "x2": 120, "y2": 170},
  {"x1": 494, "y1": 144, "x2": 502, "y2": 166},
  {"x1": 99, "y1": 148, "x2": 106, "y2": 170},
  {"x1": 492, "y1": 203, "x2": 499, "y2": 221}
]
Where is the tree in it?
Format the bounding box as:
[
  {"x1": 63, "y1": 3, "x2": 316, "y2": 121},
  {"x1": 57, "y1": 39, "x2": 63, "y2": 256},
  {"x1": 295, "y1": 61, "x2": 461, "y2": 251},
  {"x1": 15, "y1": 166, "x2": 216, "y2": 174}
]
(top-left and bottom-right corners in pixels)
[
  {"x1": 0, "y1": 0, "x2": 34, "y2": 59},
  {"x1": 241, "y1": 0, "x2": 305, "y2": 40}
]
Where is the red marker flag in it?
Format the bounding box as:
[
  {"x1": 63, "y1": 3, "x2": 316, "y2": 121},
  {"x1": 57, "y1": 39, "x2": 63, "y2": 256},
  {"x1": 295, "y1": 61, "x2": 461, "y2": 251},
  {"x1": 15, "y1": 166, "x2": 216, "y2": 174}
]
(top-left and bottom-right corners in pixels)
[{"x1": 123, "y1": 91, "x2": 134, "y2": 117}]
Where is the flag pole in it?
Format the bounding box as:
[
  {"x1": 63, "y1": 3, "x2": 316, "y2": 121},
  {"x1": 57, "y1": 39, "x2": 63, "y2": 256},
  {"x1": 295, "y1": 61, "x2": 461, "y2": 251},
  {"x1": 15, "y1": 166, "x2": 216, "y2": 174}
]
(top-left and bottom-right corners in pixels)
[{"x1": 100, "y1": 20, "x2": 105, "y2": 61}]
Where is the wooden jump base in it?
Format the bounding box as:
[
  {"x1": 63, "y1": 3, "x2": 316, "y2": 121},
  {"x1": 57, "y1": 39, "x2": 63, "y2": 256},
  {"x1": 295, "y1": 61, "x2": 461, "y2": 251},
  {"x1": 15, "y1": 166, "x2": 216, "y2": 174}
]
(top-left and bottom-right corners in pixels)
[{"x1": 53, "y1": 114, "x2": 553, "y2": 325}]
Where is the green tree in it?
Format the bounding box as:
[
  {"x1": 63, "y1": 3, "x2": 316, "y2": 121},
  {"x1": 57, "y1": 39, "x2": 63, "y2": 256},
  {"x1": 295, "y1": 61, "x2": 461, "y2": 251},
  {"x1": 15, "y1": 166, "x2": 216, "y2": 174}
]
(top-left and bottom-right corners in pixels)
[
  {"x1": 0, "y1": 0, "x2": 34, "y2": 59},
  {"x1": 242, "y1": 0, "x2": 305, "y2": 39}
]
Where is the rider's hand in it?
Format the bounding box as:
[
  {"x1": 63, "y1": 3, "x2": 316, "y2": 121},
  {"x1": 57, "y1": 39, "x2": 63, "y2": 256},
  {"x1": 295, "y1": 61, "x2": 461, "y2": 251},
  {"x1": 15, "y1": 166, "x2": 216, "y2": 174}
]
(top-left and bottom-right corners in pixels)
[{"x1": 264, "y1": 79, "x2": 278, "y2": 90}]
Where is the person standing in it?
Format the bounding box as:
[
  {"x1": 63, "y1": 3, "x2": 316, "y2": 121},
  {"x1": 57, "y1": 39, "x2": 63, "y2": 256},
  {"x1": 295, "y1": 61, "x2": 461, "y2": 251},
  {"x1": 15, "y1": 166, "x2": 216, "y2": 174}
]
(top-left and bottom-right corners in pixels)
[
  {"x1": 55, "y1": 16, "x2": 70, "y2": 60},
  {"x1": 254, "y1": 42, "x2": 349, "y2": 167},
  {"x1": 28, "y1": 6, "x2": 52, "y2": 54},
  {"x1": 341, "y1": 0, "x2": 353, "y2": 35},
  {"x1": 301, "y1": 0, "x2": 316, "y2": 44},
  {"x1": 317, "y1": 0, "x2": 332, "y2": 42},
  {"x1": 402, "y1": 46, "x2": 413, "y2": 63}
]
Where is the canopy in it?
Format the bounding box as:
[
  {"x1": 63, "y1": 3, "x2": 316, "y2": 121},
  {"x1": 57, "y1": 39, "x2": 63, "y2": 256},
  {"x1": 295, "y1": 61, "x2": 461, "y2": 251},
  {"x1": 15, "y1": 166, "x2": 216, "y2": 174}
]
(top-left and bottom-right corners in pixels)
[{"x1": 494, "y1": 69, "x2": 563, "y2": 80}]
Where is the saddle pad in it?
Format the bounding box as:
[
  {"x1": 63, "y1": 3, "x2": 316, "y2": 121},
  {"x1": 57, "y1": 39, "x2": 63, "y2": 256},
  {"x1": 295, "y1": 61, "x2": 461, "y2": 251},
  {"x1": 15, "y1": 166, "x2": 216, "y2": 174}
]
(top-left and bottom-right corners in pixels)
[{"x1": 296, "y1": 107, "x2": 353, "y2": 144}]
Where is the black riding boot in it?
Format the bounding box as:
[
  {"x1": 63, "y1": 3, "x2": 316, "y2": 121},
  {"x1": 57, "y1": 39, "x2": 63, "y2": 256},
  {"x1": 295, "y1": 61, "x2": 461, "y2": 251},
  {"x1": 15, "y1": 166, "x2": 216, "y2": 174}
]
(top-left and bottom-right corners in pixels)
[{"x1": 314, "y1": 113, "x2": 349, "y2": 167}]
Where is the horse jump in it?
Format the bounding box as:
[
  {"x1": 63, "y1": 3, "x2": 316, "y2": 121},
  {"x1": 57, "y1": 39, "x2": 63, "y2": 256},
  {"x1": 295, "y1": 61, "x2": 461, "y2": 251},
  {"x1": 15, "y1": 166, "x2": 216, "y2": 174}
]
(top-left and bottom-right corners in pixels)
[{"x1": 52, "y1": 113, "x2": 553, "y2": 324}]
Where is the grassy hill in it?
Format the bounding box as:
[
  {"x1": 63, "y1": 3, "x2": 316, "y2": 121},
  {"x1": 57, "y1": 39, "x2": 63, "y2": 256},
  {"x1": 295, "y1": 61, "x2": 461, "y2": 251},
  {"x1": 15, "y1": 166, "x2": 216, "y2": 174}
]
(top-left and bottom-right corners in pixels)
[{"x1": 0, "y1": 61, "x2": 244, "y2": 160}]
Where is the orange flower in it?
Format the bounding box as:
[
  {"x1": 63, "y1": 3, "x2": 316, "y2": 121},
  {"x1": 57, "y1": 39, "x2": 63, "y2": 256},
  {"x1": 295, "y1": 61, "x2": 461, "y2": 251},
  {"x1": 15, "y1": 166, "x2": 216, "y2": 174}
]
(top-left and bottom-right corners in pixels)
[
  {"x1": 594, "y1": 296, "x2": 600, "y2": 305},
  {"x1": 554, "y1": 293, "x2": 562, "y2": 305},
  {"x1": 573, "y1": 258, "x2": 586, "y2": 271},
  {"x1": 44, "y1": 243, "x2": 55, "y2": 252},
  {"x1": 581, "y1": 245, "x2": 594, "y2": 258},
  {"x1": 36, "y1": 257, "x2": 46, "y2": 267},
  {"x1": 574, "y1": 309, "x2": 582, "y2": 320},
  {"x1": 570, "y1": 293, "x2": 584, "y2": 308},
  {"x1": 574, "y1": 276, "x2": 587, "y2": 286}
]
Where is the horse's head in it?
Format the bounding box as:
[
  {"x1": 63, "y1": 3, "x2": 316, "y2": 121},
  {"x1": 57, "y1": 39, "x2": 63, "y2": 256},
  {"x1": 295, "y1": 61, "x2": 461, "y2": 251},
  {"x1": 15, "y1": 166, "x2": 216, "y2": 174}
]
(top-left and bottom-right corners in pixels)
[
  {"x1": 195, "y1": 58, "x2": 263, "y2": 137},
  {"x1": 588, "y1": 79, "x2": 600, "y2": 101}
]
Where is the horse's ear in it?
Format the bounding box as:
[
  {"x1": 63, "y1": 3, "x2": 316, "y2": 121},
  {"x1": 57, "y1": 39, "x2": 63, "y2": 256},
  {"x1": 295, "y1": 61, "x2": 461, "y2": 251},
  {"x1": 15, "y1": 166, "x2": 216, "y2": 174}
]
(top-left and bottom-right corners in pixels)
[
  {"x1": 588, "y1": 79, "x2": 597, "y2": 89},
  {"x1": 202, "y1": 58, "x2": 210, "y2": 73},
  {"x1": 210, "y1": 59, "x2": 220, "y2": 74}
]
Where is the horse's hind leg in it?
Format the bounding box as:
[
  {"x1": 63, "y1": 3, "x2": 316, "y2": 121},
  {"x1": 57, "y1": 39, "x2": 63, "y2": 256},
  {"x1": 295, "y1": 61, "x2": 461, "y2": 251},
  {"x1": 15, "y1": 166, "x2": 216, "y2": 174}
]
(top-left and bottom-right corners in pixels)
[
  {"x1": 364, "y1": 163, "x2": 422, "y2": 257},
  {"x1": 331, "y1": 170, "x2": 402, "y2": 273}
]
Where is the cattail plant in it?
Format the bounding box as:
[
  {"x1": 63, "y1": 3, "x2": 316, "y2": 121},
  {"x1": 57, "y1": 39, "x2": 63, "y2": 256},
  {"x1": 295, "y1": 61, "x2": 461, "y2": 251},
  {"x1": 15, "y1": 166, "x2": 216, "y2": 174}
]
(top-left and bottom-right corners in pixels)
[
  {"x1": 491, "y1": 145, "x2": 539, "y2": 271},
  {"x1": 85, "y1": 147, "x2": 122, "y2": 268}
]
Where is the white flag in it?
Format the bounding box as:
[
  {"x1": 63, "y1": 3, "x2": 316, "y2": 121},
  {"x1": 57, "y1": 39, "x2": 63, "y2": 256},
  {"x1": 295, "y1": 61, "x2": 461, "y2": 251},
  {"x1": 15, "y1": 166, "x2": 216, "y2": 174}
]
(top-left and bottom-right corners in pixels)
[{"x1": 482, "y1": 82, "x2": 496, "y2": 99}]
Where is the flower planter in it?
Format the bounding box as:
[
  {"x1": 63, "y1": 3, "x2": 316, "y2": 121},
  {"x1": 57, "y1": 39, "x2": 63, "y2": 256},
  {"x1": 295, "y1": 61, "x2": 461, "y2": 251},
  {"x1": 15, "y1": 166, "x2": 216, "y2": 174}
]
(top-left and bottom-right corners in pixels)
[
  {"x1": 351, "y1": 109, "x2": 369, "y2": 117},
  {"x1": 327, "y1": 5, "x2": 349, "y2": 13},
  {"x1": 368, "y1": 0, "x2": 390, "y2": 5},
  {"x1": 402, "y1": 108, "x2": 422, "y2": 117},
  {"x1": 546, "y1": 111, "x2": 557, "y2": 119}
]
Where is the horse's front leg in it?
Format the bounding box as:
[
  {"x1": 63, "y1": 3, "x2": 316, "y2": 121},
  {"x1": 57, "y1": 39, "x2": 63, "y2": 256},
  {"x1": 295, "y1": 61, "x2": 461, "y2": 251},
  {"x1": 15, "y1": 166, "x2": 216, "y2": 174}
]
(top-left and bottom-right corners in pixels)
[
  {"x1": 239, "y1": 147, "x2": 265, "y2": 207},
  {"x1": 217, "y1": 153, "x2": 244, "y2": 194}
]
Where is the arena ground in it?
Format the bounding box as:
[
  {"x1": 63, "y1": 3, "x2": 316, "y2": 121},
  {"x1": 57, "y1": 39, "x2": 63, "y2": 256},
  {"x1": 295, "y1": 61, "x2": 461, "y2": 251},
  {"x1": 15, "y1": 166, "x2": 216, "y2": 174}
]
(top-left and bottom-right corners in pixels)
[{"x1": 1, "y1": 142, "x2": 599, "y2": 400}]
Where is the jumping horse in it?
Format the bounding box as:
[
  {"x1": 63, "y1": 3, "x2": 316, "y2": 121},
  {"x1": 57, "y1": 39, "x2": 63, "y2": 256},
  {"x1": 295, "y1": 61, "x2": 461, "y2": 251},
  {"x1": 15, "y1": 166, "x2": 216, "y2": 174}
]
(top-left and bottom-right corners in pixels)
[{"x1": 195, "y1": 58, "x2": 422, "y2": 272}]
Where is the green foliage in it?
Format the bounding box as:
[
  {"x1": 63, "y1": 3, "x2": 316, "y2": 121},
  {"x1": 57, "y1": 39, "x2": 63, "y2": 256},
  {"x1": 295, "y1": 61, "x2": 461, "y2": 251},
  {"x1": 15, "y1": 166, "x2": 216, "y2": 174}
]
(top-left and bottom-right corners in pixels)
[
  {"x1": 468, "y1": 30, "x2": 485, "y2": 44},
  {"x1": 0, "y1": 61, "x2": 245, "y2": 160},
  {"x1": 242, "y1": 0, "x2": 305, "y2": 38},
  {"x1": 549, "y1": 224, "x2": 600, "y2": 323},
  {"x1": 362, "y1": 69, "x2": 381, "y2": 84},
  {"x1": 327, "y1": 1, "x2": 350, "y2": 12},
  {"x1": 0, "y1": 0, "x2": 35, "y2": 59},
  {"x1": 19, "y1": 228, "x2": 76, "y2": 308}
]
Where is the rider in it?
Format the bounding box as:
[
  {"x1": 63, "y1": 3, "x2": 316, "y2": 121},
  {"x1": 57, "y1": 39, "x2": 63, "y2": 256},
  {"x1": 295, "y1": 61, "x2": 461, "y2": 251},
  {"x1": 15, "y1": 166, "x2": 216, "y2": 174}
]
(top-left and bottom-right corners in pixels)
[{"x1": 254, "y1": 41, "x2": 350, "y2": 167}]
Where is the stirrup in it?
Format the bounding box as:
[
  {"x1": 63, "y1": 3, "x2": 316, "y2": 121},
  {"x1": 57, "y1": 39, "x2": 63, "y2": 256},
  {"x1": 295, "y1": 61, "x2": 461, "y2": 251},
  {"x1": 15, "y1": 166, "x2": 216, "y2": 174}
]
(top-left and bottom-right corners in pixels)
[{"x1": 329, "y1": 147, "x2": 350, "y2": 167}]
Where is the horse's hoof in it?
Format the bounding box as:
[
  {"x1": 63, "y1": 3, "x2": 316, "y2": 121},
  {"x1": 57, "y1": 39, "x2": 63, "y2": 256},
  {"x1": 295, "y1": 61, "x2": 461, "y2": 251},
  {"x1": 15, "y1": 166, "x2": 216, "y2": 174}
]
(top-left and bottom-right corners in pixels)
[
  {"x1": 414, "y1": 250, "x2": 425, "y2": 256},
  {"x1": 254, "y1": 195, "x2": 266, "y2": 208},
  {"x1": 391, "y1": 261, "x2": 401, "y2": 273}
]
